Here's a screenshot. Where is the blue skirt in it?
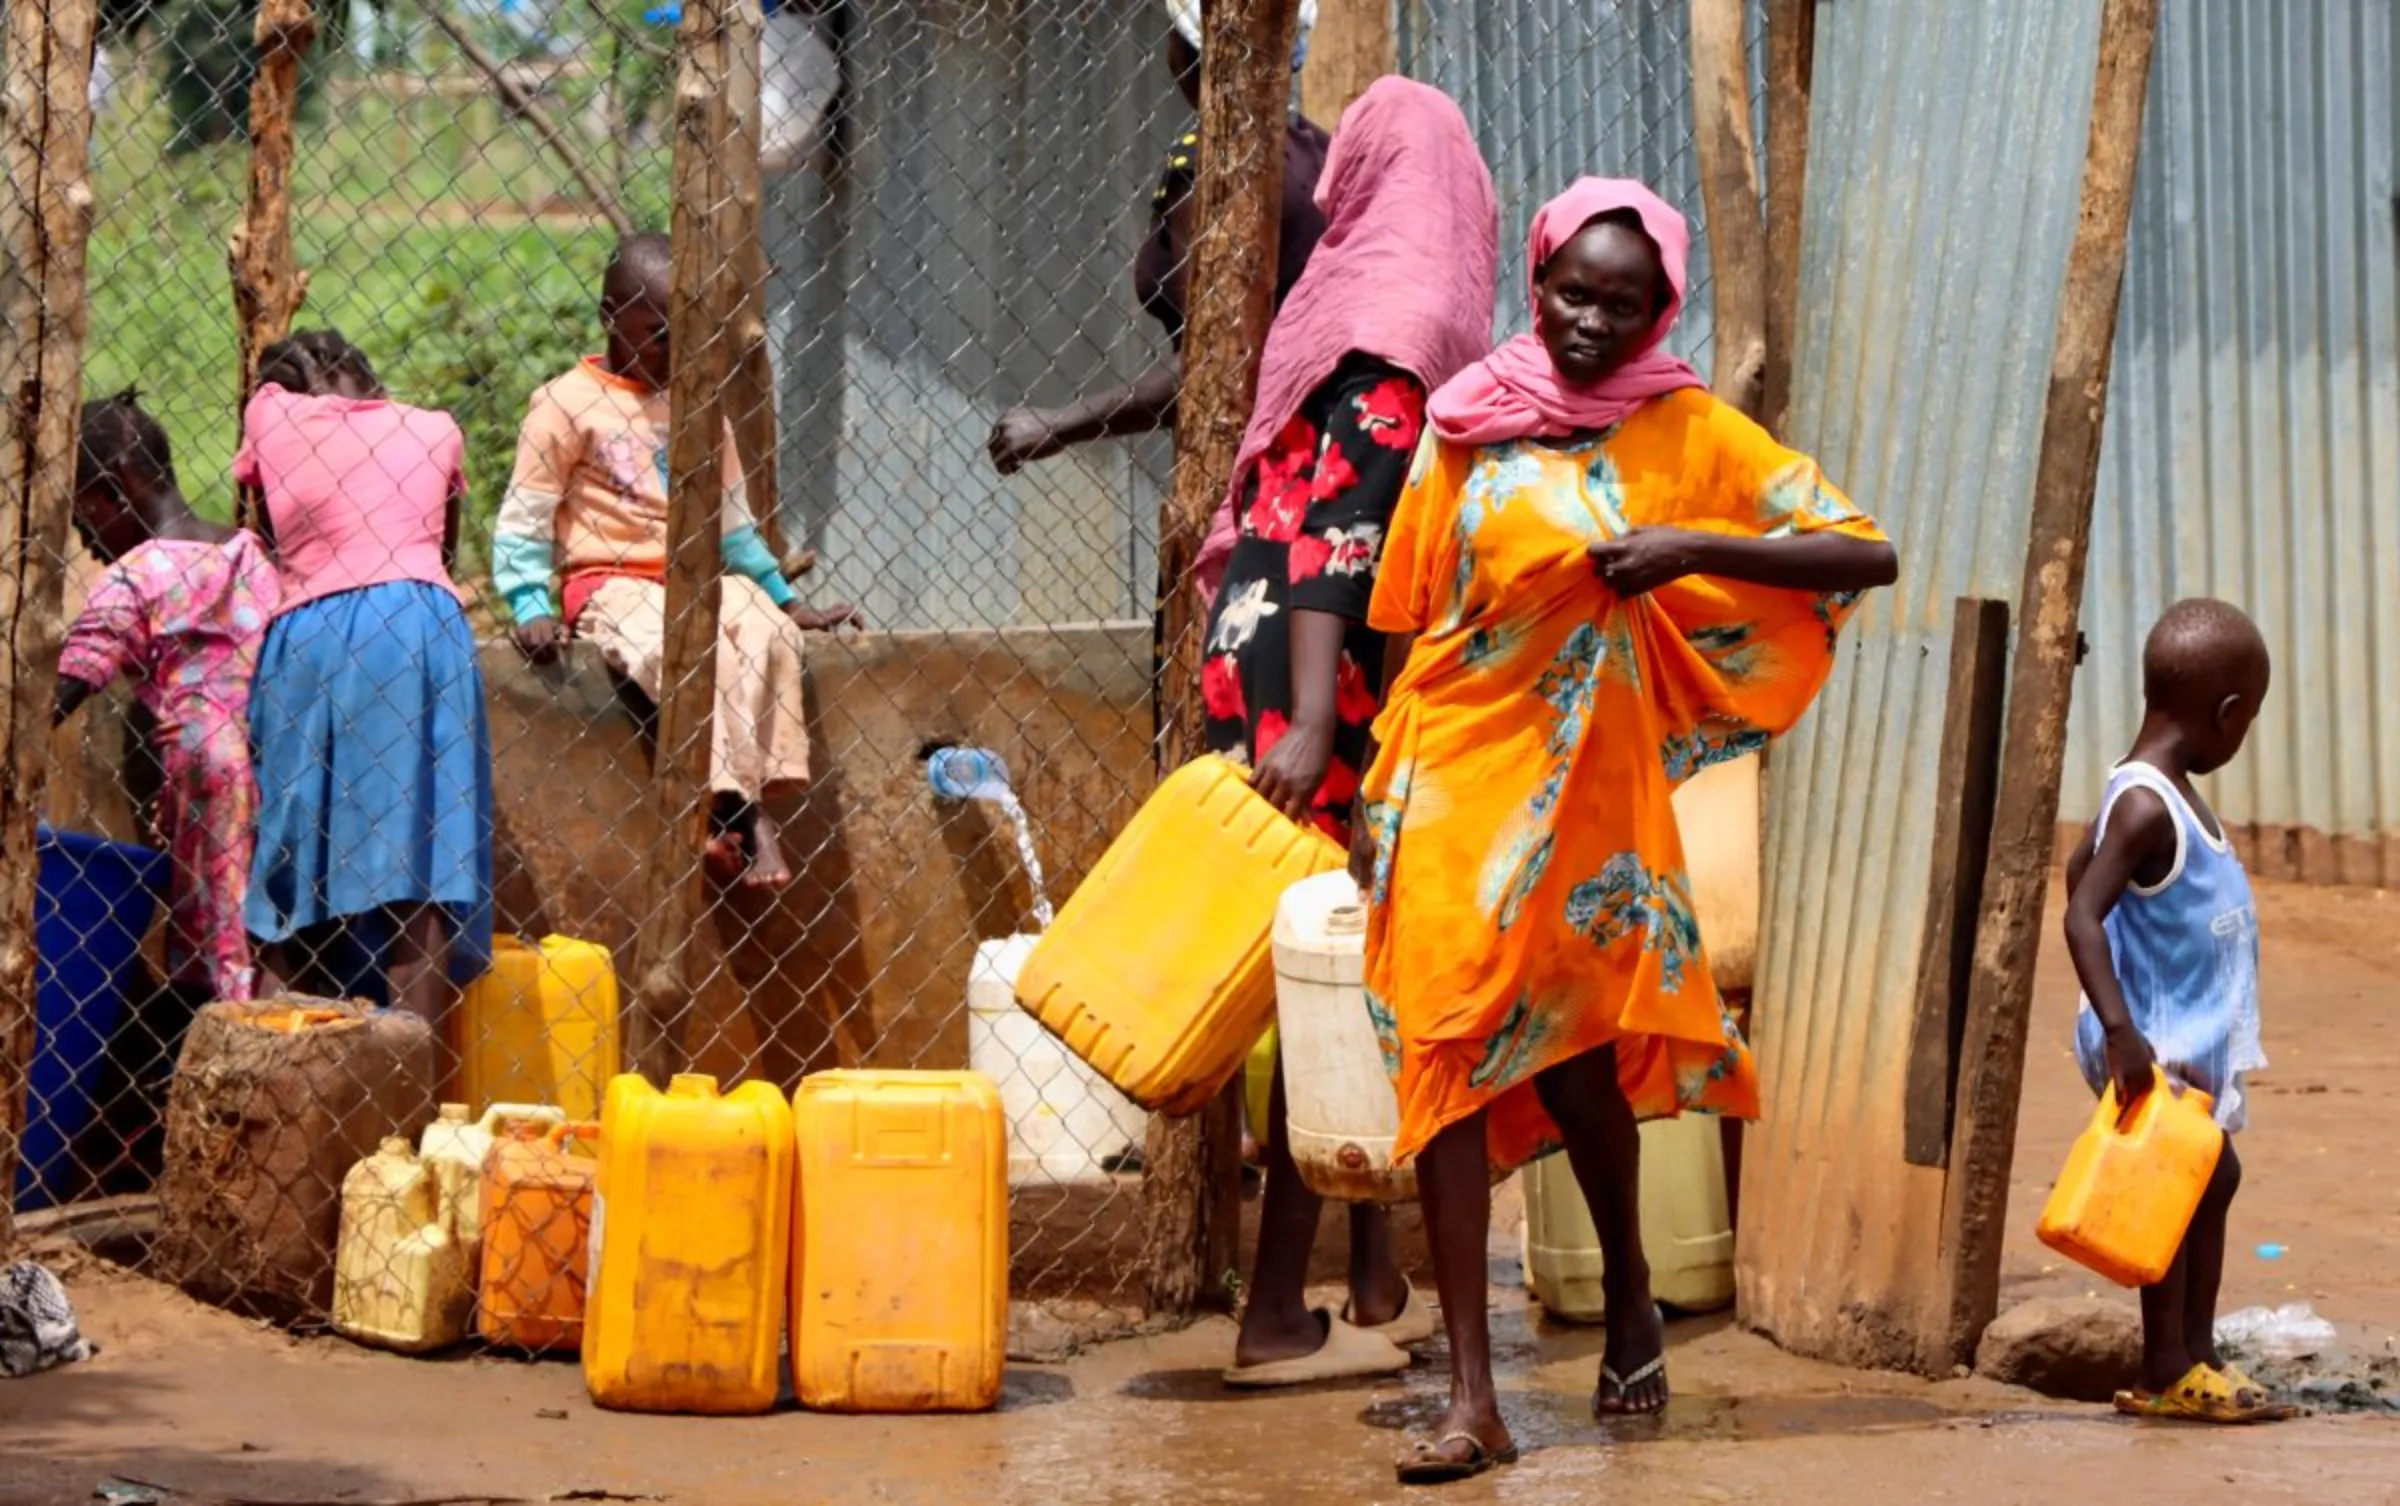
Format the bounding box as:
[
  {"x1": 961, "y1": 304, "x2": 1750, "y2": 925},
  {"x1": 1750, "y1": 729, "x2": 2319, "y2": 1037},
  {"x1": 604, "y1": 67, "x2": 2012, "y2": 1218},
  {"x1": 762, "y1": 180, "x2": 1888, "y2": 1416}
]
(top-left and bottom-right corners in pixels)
[{"x1": 246, "y1": 581, "x2": 494, "y2": 984}]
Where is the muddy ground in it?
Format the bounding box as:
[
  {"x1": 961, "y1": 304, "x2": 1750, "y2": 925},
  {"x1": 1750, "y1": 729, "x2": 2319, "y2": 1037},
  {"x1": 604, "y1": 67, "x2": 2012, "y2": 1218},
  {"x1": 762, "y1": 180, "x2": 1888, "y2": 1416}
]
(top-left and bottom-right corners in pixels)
[{"x1": 4, "y1": 876, "x2": 2396, "y2": 1505}]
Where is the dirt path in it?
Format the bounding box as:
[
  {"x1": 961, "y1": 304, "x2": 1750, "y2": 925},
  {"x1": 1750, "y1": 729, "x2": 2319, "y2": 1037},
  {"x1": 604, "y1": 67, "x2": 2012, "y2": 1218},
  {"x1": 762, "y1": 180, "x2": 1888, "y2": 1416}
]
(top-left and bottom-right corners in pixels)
[{"x1": 5, "y1": 876, "x2": 2396, "y2": 1505}]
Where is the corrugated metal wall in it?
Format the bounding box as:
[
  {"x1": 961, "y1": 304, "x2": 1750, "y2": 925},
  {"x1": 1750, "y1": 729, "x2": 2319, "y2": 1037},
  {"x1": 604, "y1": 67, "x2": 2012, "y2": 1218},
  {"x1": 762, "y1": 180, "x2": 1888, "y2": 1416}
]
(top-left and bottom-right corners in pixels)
[
  {"x1": 1393, "y1": 0, "x2": 1766, "y2": 376},
  {"x1": 1741, "y1": 0, "x2": 2106, "y2": 1372},
  {"x1": 2067, "y1": 0, "x2": 2400, "y2": 885}
]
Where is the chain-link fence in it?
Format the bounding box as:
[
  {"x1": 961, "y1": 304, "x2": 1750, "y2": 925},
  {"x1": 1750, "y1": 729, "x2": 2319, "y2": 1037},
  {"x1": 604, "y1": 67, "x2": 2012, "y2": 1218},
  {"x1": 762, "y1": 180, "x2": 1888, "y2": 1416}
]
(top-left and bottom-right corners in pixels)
[{"x1": 17, "y1": 0, "x2": 1744, "y2": 1354}]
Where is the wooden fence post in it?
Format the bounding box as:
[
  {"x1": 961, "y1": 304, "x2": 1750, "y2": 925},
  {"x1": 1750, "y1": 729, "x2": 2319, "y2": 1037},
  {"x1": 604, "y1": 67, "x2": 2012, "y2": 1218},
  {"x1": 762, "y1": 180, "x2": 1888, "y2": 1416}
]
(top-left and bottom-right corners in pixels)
[
  {"x1": 1298, "y1": 0, "x2": 1390, "y2": 128},
  {"x1": 1141, "y1": 0, "x2": 1296, "y2": 1318},
  {"x1": 722, "y1": 14, "x2": 782, "y2": 552},
  {"x1": 1761, "y1": 0, "x2": 1815, "y2": 439},
  {"x1": 628, "y1": 0, "x2": 759, "y2": 1082},
  {"x1": 229, "y1": 0, "x2": 314, "y2": 531},
  {"x1": 1937, "y1": 0, "x2": 2159, "y2": 1368},
  {"x1": 1689, "y1": 0, "x2": 1766, "y2": 422},
  {"x1": 0, "y1": 0, "x2": 99, "y2": 1253}
]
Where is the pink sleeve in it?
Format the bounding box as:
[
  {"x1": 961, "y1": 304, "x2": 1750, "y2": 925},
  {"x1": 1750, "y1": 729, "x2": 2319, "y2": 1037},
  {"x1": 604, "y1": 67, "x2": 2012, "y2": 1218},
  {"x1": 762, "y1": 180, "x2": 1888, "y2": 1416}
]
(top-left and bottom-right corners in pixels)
[{"x1": 57, "y1": 561, "x2": 150, "y2": 690}]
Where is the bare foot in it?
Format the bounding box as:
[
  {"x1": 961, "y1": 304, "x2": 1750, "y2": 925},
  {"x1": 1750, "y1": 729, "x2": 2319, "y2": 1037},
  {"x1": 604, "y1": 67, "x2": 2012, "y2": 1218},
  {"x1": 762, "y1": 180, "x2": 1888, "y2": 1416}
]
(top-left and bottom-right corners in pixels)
[
  {"x1": 742, "y1": 809, "x2": 794, "y2": 892},
  {"x1": 702, "y1": 828, "x2": 751, "y2": 886},
  {"x1": 1593, "y1": 1292, "x2": 1669, "y2": 1416}
]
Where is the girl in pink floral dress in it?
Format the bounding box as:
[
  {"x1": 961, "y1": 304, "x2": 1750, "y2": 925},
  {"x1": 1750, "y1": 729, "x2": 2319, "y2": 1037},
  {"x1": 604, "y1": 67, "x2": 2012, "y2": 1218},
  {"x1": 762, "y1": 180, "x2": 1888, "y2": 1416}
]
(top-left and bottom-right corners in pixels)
[{"x1": 56, "y1": 391, "x2": 280, "y2": 1002}]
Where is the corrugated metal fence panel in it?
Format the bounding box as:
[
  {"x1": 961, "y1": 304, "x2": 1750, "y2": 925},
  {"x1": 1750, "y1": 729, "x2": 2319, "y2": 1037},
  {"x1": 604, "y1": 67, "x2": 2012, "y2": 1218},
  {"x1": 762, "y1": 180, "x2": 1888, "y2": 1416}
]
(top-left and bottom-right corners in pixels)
[
  {"x1": 2067, "y1": 0, "x2": 2400, "y2": 884},
  {"x1": 1394, "y1": 0, "x2": 1759, "y2": 378},
  {"x1": 1741, "y1": 1, "x2": 2106, "y2": 1371}
]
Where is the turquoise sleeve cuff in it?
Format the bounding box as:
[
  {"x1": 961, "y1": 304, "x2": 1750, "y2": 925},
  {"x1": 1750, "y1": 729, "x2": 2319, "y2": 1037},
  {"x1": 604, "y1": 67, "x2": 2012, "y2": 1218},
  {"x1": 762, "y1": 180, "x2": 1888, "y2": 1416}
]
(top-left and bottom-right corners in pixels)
[
  {"x1": 721, "y1": 524, "x2": 797, "y2": 608},
  {"x1": 491, "y1": 534, "x2": 558, "y2": 624}
]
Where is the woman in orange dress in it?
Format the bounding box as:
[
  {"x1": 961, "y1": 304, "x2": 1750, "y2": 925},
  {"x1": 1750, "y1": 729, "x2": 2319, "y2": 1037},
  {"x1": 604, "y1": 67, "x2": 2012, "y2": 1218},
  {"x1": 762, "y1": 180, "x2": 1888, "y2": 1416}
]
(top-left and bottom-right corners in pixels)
[{"x1": 1360, "y1": 179, "x2": 1896, "y2": 1484}]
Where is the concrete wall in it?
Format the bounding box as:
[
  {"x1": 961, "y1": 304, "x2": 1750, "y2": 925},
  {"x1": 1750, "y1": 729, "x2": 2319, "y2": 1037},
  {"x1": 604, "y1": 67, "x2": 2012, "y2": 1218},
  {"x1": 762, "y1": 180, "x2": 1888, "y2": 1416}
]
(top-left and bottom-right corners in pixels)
[{"x1": 60, "y1": 622, "x2": 1157, "y2": 1092}]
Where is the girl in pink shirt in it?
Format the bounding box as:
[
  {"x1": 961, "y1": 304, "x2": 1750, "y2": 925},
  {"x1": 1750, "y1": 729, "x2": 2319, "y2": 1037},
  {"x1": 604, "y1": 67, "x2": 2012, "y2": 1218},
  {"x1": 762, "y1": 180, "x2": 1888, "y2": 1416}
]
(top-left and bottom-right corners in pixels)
[{"x1": 238, "y1": 331, "x2": 492, "y2": 1050}]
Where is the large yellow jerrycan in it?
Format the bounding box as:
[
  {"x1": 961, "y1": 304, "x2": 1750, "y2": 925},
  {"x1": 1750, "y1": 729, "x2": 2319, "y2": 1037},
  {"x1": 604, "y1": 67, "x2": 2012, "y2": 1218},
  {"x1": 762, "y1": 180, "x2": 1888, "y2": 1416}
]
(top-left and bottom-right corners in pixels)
[
  {"x1": 583, "y1": 1073, "x2": 794, "y2": 1414},
  {"x1": 456, "y1": 934, "x2": 622, "y2": 1124},
  {"x1": 1015, "y1": 755, "x2": 1343, "y2": 1114},
  {"x1": 1522, "y1": 1114, "x2": 1735, "y2": 1318},
  {"x1": 2037, "y1": 1068, "x2": 2223, "y2": 1288},
  {"x1": 792, "y1": 1070, "x2": 1007, "y2": 1413},
  {"x1": 332, "y1": 1137, "x2": 475, "y2": 1353}
]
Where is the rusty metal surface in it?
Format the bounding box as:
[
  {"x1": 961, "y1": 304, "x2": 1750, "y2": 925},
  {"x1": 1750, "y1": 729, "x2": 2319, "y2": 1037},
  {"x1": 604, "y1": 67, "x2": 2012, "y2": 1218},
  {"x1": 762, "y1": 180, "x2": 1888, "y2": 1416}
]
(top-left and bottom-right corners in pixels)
[{"x1": 1741, "y1": 0, "x2": 2107, "y2": 1372}]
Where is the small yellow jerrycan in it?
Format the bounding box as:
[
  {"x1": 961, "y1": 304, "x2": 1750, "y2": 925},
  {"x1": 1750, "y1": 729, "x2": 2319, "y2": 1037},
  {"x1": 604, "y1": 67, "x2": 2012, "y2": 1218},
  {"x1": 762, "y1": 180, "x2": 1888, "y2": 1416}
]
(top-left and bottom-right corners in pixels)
[
  {"x1": 332, "y1": 1137, "x2": 476, "y2": 1353},
  {"x1": 418, "y1": 1101, "x2": 565, "y2": 1252},
  {"x1": 2037, "y1": 1067, "x2": 2224, "y2": 1288},
  {"x1": 455, "y1": 935, "x2": 622, "y2": 1123}
]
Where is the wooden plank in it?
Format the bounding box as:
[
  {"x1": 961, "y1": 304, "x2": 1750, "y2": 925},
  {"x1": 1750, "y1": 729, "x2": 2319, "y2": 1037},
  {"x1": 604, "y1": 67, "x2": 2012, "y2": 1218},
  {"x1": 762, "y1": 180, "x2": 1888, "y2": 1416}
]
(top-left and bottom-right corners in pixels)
[
  {"x1": 1936, "y1": 0, "x2": 2160, "y2": 1368},
  {"x1": 1901, "y1": 597, "x2": 2010, "y2": 1168},
  {"x1": 1142, "y1": 0, "x2": 1297, "y2": 1318},
  {"x1": 0, "y1": 0, "x2": 99, "y2": 1254},
  {"x1": 1761, "y1": 0, "x2": 1815, "y2": 438},
  {"x1": 1689, "y1": 0, "x2": 1768, "y2": 420}
]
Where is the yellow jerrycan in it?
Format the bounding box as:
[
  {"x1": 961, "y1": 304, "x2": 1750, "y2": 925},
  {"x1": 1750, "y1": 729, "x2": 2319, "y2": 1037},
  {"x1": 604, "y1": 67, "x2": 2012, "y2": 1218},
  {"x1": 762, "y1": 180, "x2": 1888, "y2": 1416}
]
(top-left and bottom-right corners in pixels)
[
  {"x1": 455, "y1": 934, "x2": 622, "y2": 1123},
  {"x1": 1015, "y1": 755, "x2": 1342, "y2": 1114},
  {"x1": 791, "y1": 1070, "x2": 1008, "y2": 1413},
  {"x1": 332, "y1": 1137, "x2": 475, "y2": 1353},
  {"x1": 583, "y1": 1073, "x2": 794, "y2": 1414},
  {"x1": 1522, "y1": 1114, "x2": 1735, "y2": 1318},
  {"x1": 2037, "y1": 1069, "x2": 2223, "y2": 1288}
]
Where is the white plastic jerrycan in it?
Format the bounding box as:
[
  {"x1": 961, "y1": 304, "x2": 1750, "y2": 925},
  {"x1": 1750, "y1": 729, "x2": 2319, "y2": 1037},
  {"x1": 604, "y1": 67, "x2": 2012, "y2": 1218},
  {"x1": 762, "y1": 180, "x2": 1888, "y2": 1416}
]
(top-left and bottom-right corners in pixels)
[
  {"x1": 1522, "y1": 1113, "x2": 1734, "y2": 1319},
  {"x1": 418, "y1": 1101, "x2": 565, "y2": 1250},
  {"x1": 966, "y1": 936, "x2": 1148, "y2": 1186},
  {"x1": 1272, "y1": 870, "x2": 1415, "y2": 1203}
]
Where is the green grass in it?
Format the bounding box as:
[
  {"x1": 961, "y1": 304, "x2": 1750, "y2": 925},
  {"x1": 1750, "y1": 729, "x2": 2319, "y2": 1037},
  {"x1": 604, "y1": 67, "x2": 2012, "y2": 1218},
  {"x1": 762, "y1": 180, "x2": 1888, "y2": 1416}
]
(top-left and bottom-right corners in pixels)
[{"x1": 83, "y1": 64, "x2": 676, "y2": 591}]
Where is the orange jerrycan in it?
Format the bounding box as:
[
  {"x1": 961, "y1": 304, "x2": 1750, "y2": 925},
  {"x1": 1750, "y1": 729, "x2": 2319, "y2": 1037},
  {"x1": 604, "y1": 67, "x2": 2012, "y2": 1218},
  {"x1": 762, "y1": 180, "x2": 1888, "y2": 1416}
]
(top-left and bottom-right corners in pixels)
[
  {"x1": 455, "y1": 935, "x2": 621, "y2": 1124},
  {"x1": 2037, "y1": 1068, "x2": 2224, "y2": 1288},
  {"x1": 1015, "y1": 755, "x2": 1342, "y2": 1113},
  {"x1": 478, "y1": 1119, "x2": 599, "y2": 1351},
  {"x1": 792, "y1": 1070, "x2": 1007, "y2": 1413},
  {"x1": 584, "y1": 1073, "x2": 794, "y2": 1414}
]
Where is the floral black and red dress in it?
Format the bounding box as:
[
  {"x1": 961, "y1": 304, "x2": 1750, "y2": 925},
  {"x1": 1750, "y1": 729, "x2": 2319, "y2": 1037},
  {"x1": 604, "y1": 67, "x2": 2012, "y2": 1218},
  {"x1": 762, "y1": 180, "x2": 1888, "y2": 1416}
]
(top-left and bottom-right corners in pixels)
[{"x1": 1200, "y1": 354, "x2": 1427, "y2": 843}]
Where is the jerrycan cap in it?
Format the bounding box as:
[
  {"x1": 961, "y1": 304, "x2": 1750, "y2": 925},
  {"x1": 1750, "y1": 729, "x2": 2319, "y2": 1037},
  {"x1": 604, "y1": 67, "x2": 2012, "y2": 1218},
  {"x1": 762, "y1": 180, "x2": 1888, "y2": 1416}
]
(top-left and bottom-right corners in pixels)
[
  {"x1": 668, "y1": 1073, "x2": 722, "y2": 1100},
  {"x1": 1326, "y1": 903, "x2": 1368, "y2": 937},
  {"x1": 436, "y1": 1103, "x2": 470, "y2": 1123},
  {"x1": 378, "y1": 1135, "x2": 412, "y2": 1157}
]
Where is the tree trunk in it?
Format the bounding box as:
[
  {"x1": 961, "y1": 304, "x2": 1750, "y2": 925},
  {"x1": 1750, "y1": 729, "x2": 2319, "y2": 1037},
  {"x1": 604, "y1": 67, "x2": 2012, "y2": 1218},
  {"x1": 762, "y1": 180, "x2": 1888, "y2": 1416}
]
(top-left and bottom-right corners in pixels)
[
  {"x1": 0, "y1": 0, "x2": 99, "y2": 1254},
  {"x1": 1937, "y1": 0, "x2": 2159, "y2": 1368},
  {"x1": 1298, "y1": 0, "x2": 1390, "y2": 128},
  {"x1": 1141, "y1": 0, "x2": 1297, "y2": 1320},
  {"x1": 722, "y1": 16, "x2": 781, "y2": 551},
  {"x1": 1761, "y1": 0, "x2": 1815, "y2": 439},
  {"x1": 228, "y1": 0, "x2": 314, "y2": 531},
  {"x1": 1689, "y1": 0, "x2": 1766, "y2": 421},
  {"x1": 628, "y1": 0, "x2": 760, "y2": 1082}
]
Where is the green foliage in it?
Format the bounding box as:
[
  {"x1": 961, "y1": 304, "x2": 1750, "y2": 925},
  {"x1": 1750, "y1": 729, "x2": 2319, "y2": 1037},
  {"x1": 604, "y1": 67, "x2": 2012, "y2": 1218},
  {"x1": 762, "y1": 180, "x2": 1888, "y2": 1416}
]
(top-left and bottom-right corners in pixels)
[{"x1": 145, "y1": 0, "x2": 349, "y2": 154}]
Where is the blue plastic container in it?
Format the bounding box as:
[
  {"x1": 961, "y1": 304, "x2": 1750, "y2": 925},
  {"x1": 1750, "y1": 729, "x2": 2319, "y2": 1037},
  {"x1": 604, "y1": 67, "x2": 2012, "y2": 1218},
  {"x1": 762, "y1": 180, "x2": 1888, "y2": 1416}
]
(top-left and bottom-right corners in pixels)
[{"x1": 18, "y1": 825, "x2": 167, "y2": 1210}]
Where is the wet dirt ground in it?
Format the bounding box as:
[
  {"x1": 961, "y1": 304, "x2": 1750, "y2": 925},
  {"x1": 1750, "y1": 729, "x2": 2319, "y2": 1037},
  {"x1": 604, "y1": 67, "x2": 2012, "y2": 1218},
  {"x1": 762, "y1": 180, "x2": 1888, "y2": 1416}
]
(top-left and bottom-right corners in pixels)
[{"x1": 5, "y1": 876, "x2": 2397, "y2": 1505}]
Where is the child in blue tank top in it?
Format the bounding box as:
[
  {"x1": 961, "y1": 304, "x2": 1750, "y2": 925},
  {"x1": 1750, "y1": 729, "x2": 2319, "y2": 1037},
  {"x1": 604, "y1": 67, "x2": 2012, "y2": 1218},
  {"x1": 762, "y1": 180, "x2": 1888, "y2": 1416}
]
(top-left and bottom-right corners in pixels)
[{"x1": 2061, "y1": 597, "x2": 2292, "y2": 1425}]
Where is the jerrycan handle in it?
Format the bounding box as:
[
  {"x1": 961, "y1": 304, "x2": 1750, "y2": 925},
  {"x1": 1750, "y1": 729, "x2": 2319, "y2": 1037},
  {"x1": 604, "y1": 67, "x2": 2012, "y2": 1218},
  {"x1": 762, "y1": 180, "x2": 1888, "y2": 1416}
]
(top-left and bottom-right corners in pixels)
[
  {"x1": 548, "y1": 1121, "x2": 602, "y2": 1154},
  {"x1": 2101, "y1": 1065, "x2": 2177, "y2": 1136},
  {"x1": 476, "y1": 1102, "x2": 568, "y2": 1136}
]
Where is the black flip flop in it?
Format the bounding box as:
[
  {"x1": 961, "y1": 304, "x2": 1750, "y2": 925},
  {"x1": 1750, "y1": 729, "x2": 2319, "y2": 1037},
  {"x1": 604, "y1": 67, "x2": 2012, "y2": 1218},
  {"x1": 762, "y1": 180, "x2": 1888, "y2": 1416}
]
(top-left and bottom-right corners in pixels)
[{"x1": 1395, "y1": 1432, "x2": 1518, "y2": 1486}]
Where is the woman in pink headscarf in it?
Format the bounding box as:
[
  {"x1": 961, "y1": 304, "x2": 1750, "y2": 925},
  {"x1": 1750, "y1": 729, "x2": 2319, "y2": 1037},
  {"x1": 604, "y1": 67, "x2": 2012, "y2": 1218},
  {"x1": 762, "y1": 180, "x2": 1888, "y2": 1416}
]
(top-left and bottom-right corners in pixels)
[
  {"x1": 1198, "y1": 76, "x2": 1498, "y2": 1390},
  {"x1": 1365, "y1": 181, "x2": 1894, "y2": 1482}
]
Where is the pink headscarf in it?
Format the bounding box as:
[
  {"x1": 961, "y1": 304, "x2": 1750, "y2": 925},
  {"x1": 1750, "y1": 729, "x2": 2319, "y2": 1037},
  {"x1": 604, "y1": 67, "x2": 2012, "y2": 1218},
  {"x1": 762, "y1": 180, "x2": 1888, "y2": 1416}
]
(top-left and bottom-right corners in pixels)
[
  {"x1": 1192, "y1": 77, "x2": 1498, "y2": 607},
  {"x1": 1426, "y1": 177, "x2": 1705, "y2": 446}
]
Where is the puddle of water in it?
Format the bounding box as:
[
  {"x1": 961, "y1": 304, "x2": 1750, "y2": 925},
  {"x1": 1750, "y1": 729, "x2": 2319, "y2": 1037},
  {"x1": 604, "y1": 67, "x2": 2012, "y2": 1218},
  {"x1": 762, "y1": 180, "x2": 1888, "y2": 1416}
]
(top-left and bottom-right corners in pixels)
[{"x1": 1360, "y1": 1387, "x2": 1965, "y2": 1451}]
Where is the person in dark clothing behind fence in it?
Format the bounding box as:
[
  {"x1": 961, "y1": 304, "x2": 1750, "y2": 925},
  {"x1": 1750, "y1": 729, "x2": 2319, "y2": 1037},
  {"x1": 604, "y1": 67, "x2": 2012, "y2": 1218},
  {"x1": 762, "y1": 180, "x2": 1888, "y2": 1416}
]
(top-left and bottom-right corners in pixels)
[{"x1": 984, "y1": 0, "x2": 1326, "y2": 474}]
